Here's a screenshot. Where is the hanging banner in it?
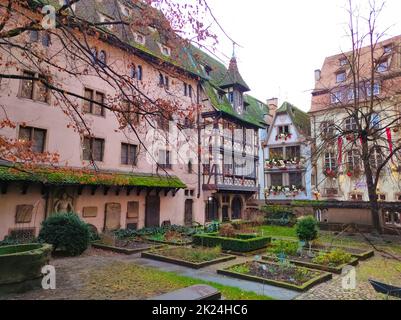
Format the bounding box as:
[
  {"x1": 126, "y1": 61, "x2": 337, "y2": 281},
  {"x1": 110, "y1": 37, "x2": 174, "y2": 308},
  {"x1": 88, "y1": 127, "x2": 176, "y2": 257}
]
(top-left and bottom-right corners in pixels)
[
  {"x1": 386, "y1": 127, "x2": 395, "y2": 164},
  {"x1": 337, "y1": 136, "x2": 343, "y2": 166}
]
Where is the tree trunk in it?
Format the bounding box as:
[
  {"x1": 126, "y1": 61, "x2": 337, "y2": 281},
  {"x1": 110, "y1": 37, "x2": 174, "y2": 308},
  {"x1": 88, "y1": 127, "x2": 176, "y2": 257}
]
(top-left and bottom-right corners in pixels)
[{"x1": 361, "y1": 141, "x2": 382, "y2": 234}]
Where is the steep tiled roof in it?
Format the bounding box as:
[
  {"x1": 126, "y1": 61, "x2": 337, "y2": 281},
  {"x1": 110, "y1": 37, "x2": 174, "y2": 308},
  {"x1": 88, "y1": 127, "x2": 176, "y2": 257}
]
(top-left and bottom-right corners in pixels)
[
  {"x1": 220, "y1": 57, "x2": 250, "y2": 91},
  {"x1": 277, "y1": 102, "x2": 311, "y2": 136},
  {"x1": 34, "y1": 0, "x2": 265, "y2": 127},
  {"x1": 310, "y1": 35, "x2": 401, "y2": 113}
]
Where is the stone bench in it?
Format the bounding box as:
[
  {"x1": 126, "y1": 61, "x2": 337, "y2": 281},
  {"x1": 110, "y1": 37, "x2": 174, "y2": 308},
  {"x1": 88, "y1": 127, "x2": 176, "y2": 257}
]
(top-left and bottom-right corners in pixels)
[{"x1": 149, "y1": 285, "x2": 221, "y2": 300}]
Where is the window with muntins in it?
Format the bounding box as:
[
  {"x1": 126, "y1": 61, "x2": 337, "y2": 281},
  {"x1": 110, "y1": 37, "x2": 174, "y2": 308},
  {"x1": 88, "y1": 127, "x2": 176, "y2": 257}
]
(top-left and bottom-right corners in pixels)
[
  {"x1": 324, "y1": 152, "x2": 337, "y2": 171},
  {"x1": 270, "y1": 173, "x2": 283, "y2": 186},
  {"x1": 121, "y1": 143, "x2": 137, "y2": 165},
  {"x1": 286, "y1": 146, "x2": 301, "y2": 160},
  {"x1": 83, "y1": 88, "x2": 105, "y2": 116},
  {"x1": 83, "y1": 137, "x2": 105, "y2": 162},
  {"x1": 20, "y1": 71, "x2": 49, "y2": 103},
  {"x1": 336, "y1": 72, "x2": 346, "y2": 83},
  {"x1": 347, "y1": 150, "x2": 361, "y2": 171},
  {"x1": 18, "y1": 126, "x2": 46, "y2": 153},
  {"x1": 345, "y1": 117, "x2": 357, "y2": 131},
  {"x1": 289, "y1": 172, "x2": 303, "y2": 187}
]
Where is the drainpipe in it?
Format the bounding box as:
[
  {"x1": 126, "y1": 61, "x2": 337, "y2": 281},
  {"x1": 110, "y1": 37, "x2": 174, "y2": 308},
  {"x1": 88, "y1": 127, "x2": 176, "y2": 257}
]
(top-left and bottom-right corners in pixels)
[
  {"x1": 312, "y1": 114, "x2": 318, "y2": 188},
  {"x1": 197, "y1": 82, "x2": 201, "y2": 199}
]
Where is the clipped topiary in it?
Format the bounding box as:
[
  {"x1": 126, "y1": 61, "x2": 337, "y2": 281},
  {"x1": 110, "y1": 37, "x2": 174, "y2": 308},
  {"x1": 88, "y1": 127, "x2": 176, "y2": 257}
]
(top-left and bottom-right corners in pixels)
[
  {"x1": 296, "y1": 216, "x2": 319, "y2": 244},
  {"x1": 39, "y1": 213, "x2": 90, "y2": 256}
]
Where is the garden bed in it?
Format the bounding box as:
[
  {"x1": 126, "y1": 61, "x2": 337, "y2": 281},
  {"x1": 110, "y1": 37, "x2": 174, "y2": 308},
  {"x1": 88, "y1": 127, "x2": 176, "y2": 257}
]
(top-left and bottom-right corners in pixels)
[
  {"x1": 115, "y1": 226, "x2": 197, "y2": 246},
  {"x1": 311, "y1": 245, "x2": 374, "y2": 261},
  {"x1": 142, "y1": 247, "x2": 236, "y2": 269},
  {"x1": 263, "y1": 253, "x2": 359, "y2": 274},
  {"x1": 144, "y1": 235, "x2": 193, "y2": 246},
  {"x1": 265, "y1": 240, "x2": 359, "y2": 274},
  {"x1": 193, "y1": 233, "x2": 271, "y2": 253},
  {"x1": 218, "y1": 261, "x2": 332, "y2": 292},
  {"x1": 92, "y1": 240, "x2": 164, "y2": 255}
]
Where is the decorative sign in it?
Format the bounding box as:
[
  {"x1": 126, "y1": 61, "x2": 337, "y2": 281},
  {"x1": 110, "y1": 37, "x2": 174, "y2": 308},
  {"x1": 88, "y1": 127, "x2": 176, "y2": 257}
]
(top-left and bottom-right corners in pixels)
[
  {"x1": 15, "y1": 205, "x2": 34, "y2": 223},
  {"x1": 83, "y1": 207, "x2": 98, "y2": 218}
]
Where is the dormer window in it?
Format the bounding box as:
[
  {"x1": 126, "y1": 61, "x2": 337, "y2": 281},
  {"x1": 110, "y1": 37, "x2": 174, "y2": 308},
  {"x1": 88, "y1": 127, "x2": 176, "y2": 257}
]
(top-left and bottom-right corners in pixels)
[
  {"x1": 377, "y1": 59, "x2": 388, "y2": 73},
  {"x1": 158, "y1": 43, "x2": 171, "y2": 57},
  {"x1": 204, "y1": 65, "x2": 212, "y2": 76},
  {"x1": 98, "y1": 50, "x2": 107, "y2": 65},
  {"x1": 228, "y1": 92, "x2": 234, "y2": 104},
  {"x1": 384, "y1": 44, "x2": 393, "y2": 54},
  {"x1": 336, "y1": 71, "x2": 346, "y2": 83},
  {"x1": 120, "y1": 4, "x2": 131, "y2": 17},
  {"x1": 99, "y1": 14, "x2": 115, "y2": 31},
  {"x1": 133, "y1": 33, "x2": 145, "y2": 45},
  {"x1": 339, "y1": 58, "x2": 348, "y2": 66}
]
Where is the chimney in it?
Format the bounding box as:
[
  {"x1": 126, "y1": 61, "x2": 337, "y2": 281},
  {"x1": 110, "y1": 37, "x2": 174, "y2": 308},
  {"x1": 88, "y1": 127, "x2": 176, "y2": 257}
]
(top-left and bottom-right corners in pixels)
[
  {"x1": 314, "y1": 69, "x2": 321, "y2": 82},
  {"x1": 267, "y1": 98, "x2": 278, "y2": 120}
]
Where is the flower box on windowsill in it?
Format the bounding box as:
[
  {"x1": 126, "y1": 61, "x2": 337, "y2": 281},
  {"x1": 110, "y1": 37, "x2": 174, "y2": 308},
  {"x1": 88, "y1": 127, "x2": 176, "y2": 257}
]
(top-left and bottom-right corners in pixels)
[
  {"x1": 275, "y1": 133, "x2": 292, "y2": 141},
  {"x1": 323, "y1": 169, "x2": 338, "y2": 179},
  {"x1": 265, "y1": 186, "x2": 306, "y2": 198},
  {"x1": 265, "y1": 158, "x2": 303, "y2": 170}
]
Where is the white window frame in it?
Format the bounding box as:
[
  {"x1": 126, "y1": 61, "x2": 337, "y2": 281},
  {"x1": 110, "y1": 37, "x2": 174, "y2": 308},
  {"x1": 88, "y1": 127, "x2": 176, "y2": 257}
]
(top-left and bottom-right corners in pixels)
[{"x1": 336, "y1": 72, "x2": 346, "y2": 83}]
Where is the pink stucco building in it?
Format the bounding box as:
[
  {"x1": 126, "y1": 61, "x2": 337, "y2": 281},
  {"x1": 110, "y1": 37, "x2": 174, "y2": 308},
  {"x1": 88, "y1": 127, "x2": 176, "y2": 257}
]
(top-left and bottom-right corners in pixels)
[{"x1": 0, "y1": 0, "x2": 269, "y2": 240}]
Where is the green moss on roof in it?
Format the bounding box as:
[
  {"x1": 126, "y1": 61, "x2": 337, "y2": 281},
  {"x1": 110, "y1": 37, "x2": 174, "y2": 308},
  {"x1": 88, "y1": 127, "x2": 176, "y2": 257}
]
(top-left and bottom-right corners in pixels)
[
  {"x1": 0, "y1": 167, "x2": 186, "y2": 189},
  {"x1": 244, "y1": 95, "x2": 269, "y2": 127},
  {"x1": 202, "y1": 81, "x2": 267, "y2": 128},
  {"x1": 276, "y1": 102, "x2": 311, "y2": 136}
]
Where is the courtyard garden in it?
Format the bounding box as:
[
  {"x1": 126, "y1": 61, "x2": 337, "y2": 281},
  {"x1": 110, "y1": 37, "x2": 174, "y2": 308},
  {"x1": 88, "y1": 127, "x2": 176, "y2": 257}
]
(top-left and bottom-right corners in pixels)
[{"x1": 0, "y1": 211, "x2": 400, "y2": 300}]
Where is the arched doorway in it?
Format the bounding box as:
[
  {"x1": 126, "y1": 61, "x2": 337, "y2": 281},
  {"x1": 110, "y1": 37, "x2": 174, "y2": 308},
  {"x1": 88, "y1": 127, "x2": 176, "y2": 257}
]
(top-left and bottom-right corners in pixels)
[
  {"x1": 205, "y1": 197, "x2": 219, "y2": 222},
  {"x1": 231, "y1": 196, "x2": 242, "y2": 220}
]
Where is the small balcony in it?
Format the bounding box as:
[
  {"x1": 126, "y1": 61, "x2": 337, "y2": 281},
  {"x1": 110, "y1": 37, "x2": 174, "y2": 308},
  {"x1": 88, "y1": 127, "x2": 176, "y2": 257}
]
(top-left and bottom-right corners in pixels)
[{"x1": 202, "y1": 165, "x2": 258, "y2": 193}]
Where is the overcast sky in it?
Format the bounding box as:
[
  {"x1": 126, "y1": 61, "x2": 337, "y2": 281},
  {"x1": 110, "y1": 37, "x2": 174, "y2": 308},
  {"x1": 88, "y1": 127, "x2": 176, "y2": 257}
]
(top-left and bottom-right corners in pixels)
[{"x1": 205, "y1": 0, "x2": 401, "y2": 111}]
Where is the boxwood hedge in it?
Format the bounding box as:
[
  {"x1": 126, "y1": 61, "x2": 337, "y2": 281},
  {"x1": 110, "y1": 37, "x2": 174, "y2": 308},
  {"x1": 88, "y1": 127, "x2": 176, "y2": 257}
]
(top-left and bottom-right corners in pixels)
[{"x1": 193, "y1": 233, "x2": 271, "y2": 253}]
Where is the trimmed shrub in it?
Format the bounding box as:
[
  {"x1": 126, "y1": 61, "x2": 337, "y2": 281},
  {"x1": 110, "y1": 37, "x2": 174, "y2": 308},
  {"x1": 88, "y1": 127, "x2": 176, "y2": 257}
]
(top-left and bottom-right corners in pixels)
[
  {"x1": 312, "y1": 249, "x2": 352, "y2": 267},
  {"x1": 268, "y1": 240, "x2": 298, "y2": 256},
  {"x1": 263, "y1": 205, "x2": 296, "y2": 226},
  {"x1": 39, "y1": 213, "x2": 90, "y2": 256},
  {"x1": 114, "y1": 225, "x2": 201, "y2": 240},
  {"x1": 193, "y1": 233, "x2": 271, "y2": 253},
  {"x1": 296, "y1": 216, "x2": 319, "y2": 243}
]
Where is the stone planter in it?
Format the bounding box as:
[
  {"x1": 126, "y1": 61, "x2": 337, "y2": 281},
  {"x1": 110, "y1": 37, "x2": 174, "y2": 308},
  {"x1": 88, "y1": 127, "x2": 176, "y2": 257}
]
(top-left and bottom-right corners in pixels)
[{"x1": 0, "y1": 243, "x2": 52, "y2": 295}]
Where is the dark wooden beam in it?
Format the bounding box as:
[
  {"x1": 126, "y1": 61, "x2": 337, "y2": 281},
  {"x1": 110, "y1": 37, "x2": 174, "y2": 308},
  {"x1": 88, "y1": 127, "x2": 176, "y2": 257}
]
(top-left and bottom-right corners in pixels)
[
  {"x1": 155, "y1": 188, "x2": 161, "y2": 196},
  {"x1": 126, "y1": 186, "x2": 134, "y2": 196},
  {"x1": 91, "y1": 186, "x2": 98, "y2": 196},
  {"x1": 146, "y1": 188, "x2": 154, "y2": 197},
  {"x1": 115, "y1": 187, "x2": 121, "y2": 196},
  {"x1": 41, "y1": 185, "x2": 49, "y2": 196},
  {"x1": 103, "y1": 186, "x2": 110, "y2": 196},
  {"x1": 21, "y1": 182, "x2": 29, "y2": 195},
  {"x1": 136, "y1": 187, "x2": 142, "y2": 196},
  {"x1": 164, "y1": 188, "x2": 171, "y2": 197},
  {"x1": 1, "y1": 183, "x2": 8, "y2": 194},
  {"x1": 77, "y1": 185, "x2": 85, "y2": 196}
]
